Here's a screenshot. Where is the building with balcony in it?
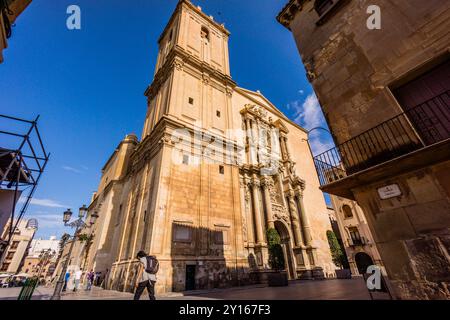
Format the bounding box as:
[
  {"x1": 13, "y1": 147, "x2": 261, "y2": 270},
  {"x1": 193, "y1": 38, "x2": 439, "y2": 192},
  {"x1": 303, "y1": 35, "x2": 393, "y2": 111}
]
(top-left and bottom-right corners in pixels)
[
  {"x1": 0, "y1": 115, "x2": 49, "y2": 265},
  {"x1": 329, "y1": 196, "x2": 384, "y2": 276},
  {"x1": 0, "y1": 0, "x2": 32, "y2": 63},
  {"x1": 278, "y1": 0, "x2": 450, "y2": 299},
  {"x1": 0, "y1": 218, "x2": 37, "y2": 273},
  {"x1": 20, "y1": 236, "x2": 59, "y2": 282}
]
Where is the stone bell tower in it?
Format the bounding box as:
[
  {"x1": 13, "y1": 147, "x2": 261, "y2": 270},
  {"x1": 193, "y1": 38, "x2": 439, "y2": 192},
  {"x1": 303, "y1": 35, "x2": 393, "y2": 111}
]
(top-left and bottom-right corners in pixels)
[{"x1": 141, "y1": 0, "x2": 235, "y2": 140}]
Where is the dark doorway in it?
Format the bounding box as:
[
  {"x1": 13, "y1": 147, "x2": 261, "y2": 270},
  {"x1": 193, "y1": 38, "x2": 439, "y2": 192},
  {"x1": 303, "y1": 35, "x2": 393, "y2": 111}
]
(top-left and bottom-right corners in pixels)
[
  {"x1": 355, "y1": 252, "x2": 374, "y2": 275},
  {"x1": 394, "y1": 59, "x2": 450, "y2": 145},
  {"x1": 274, "y1": 221, "x2": 295, "y2": 280},
  {"x1": 185, "y1": 265, "x2": 196, "y2": 291}
]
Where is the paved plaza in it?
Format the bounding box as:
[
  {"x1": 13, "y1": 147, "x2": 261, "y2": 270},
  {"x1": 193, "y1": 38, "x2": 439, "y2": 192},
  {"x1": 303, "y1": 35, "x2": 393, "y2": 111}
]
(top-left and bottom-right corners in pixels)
[{"x1": 0, "y1": 278, "x2": 388, "y2": 300}]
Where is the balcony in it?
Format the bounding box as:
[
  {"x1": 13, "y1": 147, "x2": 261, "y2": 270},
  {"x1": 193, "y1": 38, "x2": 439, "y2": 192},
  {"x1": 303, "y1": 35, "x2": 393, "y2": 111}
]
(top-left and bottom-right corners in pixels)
[
  {"x1": 347, "y1": 237, "x2": 368, "y2": 247},
  {"x1": 314, "y1": 90, "x2": 450, "y2": 191}
]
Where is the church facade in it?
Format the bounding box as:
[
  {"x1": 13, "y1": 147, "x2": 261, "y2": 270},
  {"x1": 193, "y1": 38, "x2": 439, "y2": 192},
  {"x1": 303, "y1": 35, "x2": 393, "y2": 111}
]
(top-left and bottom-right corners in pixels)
[{"x1": 83, "y1": 0, "x2": 335, "y2": 293}]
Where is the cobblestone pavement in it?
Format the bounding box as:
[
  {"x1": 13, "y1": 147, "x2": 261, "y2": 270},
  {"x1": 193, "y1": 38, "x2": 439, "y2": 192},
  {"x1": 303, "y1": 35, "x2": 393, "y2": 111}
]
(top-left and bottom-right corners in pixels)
[{"x1": 0, "y1": 278, "x2": 380, "y2": 300}]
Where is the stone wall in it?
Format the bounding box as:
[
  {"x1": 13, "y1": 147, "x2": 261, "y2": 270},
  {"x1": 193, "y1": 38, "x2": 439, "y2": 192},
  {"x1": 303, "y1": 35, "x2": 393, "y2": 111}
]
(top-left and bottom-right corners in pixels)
[
  {"x1": 287, "y1": 0, "x2": 450, "y2": 144},
  {"x1": 279, "y1": 0, "x2": 450, "y2": 299},
  {"x1": 353, "y1": 161, "x2": 450, "y2": 299}
]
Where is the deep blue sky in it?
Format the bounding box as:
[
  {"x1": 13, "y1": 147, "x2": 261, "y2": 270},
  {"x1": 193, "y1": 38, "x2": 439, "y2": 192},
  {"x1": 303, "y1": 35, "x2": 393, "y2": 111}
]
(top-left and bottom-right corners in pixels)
[{"x1": 0, "y1": 0, "x2": 332, "y2": 238}]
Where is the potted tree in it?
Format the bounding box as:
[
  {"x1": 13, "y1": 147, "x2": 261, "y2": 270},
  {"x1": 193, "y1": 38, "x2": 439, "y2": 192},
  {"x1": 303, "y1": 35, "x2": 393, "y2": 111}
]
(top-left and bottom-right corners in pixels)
[
  {"x1": 266, "y1": 228, "x2": 288, "y2": 287},
  {"x1": 326, "y1": 230, "x2": 351, "y2": 279}
]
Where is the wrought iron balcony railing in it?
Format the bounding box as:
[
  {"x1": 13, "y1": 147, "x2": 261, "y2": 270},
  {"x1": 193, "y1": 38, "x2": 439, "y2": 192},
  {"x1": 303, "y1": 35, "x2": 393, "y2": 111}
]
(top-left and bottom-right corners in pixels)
[
  {"x1": 314, "y1": 90, "x2": 450, "y2": 186},
  {"x1": 348, "y1": 236, "x2": 367, "y2": 247}
]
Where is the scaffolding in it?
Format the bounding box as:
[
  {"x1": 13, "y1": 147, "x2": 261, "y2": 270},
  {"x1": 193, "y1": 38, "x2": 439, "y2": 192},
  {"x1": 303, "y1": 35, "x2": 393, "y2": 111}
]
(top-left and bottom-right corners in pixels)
[{"x1": 0, "y1": 114, "x2": 50, "y2": 264}]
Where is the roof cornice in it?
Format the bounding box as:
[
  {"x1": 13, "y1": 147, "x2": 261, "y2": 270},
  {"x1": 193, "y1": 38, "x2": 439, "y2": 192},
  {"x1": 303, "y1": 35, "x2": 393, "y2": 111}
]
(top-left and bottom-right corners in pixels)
[
  {"x1": 158, "y1": 0, "x2": 230, "y2": 44},
  {"x1": 145, "y1": 45, "x2": 236, "y2": 99},
  {"x1": 276, "y1": 0, "x2": 309, "y2": 30}
]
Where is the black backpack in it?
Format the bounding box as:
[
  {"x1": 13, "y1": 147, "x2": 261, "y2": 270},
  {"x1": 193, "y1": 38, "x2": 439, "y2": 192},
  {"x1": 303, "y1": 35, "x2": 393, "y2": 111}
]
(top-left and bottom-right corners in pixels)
[{"x1": 145, "y1": 255, "x2": 159, "y2": 274}]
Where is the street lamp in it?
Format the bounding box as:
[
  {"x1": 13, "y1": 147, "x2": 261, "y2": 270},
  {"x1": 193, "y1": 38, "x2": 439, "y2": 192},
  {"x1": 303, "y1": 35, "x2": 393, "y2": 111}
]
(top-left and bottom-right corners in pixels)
[
  {"x1": 79, "y1": 205, "x2": 88, "y2": 219},
  {"x1": 63, "y1": 209, "x2": 72, "y2": 224},
  {"x1": 50, "y1": 204, "x2": 95, "y2": 300},
  {"x1": 301, "y1": 126, "x2": 331, "y2": 142}
]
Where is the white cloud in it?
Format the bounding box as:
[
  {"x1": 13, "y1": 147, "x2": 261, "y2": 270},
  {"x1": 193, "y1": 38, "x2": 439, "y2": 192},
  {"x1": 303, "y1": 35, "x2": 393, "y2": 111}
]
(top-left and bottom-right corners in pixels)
[
  {"x1": 309, "y1": 136, "x2": 335, "y2": 156},
  {"x1": 62, "y1": 165, "x2": 82, "y2": 173},
  {"x1": 288, "y1": 93, "x2": 335, "y2": 156},
  {"x1": 291, "y1": 93, "x2": 324, "y2": 130},
  {"x1": 21, "y1": 198, "x2": 70, "y2": 208}
]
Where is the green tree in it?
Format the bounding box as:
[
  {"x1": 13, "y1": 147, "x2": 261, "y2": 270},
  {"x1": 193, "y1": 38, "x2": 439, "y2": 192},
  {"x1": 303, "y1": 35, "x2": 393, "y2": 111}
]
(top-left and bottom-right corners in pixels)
[
  {"x1": 326, "y1": 230, "x2": 346, "y2": 268},
  {"x1": 266, "y1": 228, "x2": 285, "y2": 271}
]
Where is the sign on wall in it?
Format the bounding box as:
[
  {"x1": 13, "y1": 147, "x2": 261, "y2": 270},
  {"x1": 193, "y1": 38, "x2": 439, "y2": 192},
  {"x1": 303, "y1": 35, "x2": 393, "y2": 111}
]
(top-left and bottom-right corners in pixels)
[{"x1": 377, "y1": 184, "x2": 402, "y2": 200}]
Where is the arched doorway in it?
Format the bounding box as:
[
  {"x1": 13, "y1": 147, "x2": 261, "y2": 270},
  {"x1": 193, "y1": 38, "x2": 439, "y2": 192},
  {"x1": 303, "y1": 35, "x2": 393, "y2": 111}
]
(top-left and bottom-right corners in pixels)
[
  {"x1": 274, "y1": 221, "x2": 295, "y2": 280},
  {"x1": 355, "y1": 252, "x2": 374, "y2": 274}
]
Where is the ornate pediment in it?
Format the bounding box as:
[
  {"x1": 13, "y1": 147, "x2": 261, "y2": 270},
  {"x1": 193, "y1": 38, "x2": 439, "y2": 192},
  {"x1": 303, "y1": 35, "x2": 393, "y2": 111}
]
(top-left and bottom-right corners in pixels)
[
  {"x1": 276, "y1": 0, "x2": 307, "y2": 30},
  {"x1": 292, "y1": 176, "x2": 306, "y2": 194},
  {"x1": 273, "y1": 119, "x2": 289, "y2": 134},
  {"x1": 240, "y1": 104, "x2": 268, "y2": 120},
  {"x1": 272, "y1": 203, "x2": 290, "y2": 225}
]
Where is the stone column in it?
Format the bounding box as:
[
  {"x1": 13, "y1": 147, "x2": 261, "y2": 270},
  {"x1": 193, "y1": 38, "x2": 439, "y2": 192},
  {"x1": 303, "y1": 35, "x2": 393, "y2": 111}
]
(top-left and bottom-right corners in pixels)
[
  {"x1": 239, "y1": 177, "x2": 248, "y2": 245},
  {"x1": 295, "y1": 187, "x2": 312, "y2": 246},
  {"x1": 287, "y1": 190, "x2": 304, "y2": 247},
  {"x1": 279, "y1": 134, "x2": 288, "y2": 160},
  {"x1": 254, "y1": 119, "x2": 261, "y2": 163},
  {"x1": 277, "y1": 173, "x2": 287, "y2": 208},
  {"x1": 251, "y1": 176, "x2": 265, "y2": 245},
  {"x1": 283, "y1": 136, "x2": 291, "y2": 160},
  {"x1": 248, "y1": 119, "x2": 258, "y2": 165},
  {"x1": 261, "y1": 176, "x2": 275, "y2": 229},
  {"x1": 241, "y1": 176, "x2": 255, "y2": 246}
]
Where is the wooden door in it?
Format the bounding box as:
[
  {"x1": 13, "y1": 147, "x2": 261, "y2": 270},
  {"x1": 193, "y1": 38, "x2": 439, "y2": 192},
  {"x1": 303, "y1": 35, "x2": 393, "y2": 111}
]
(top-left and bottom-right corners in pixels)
[{"x1": 394, "y1": 60, "x2": 450, "y2": 145}]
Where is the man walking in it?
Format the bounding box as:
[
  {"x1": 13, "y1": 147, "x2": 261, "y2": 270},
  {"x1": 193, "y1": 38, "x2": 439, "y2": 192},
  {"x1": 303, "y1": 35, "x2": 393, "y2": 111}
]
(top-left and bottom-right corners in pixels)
[
  {"x1": 62, "y1": 271, "x2": 70, "y2": 292},
  {"x1": 73, "y1": 269, "x2": 82, "y2": 292},
  {"x1": 134, "y1": 250, "x2": 159, "y2": 300},
  {"x1": 86, "y1": 270, "x2": 95, "y2": 291}
]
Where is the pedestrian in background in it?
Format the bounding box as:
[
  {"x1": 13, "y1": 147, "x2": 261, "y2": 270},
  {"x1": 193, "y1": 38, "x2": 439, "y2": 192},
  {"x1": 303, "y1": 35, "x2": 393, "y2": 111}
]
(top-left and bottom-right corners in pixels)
[
  {"x1": 86, "y1": 270, "x2": 95, "y2": 291},
  {"x1": 73, "y1": 269, "x2": 82, "y2": 292},
  {"x1": 62, "y1": 271, "x2": 70, "y2": 292}
]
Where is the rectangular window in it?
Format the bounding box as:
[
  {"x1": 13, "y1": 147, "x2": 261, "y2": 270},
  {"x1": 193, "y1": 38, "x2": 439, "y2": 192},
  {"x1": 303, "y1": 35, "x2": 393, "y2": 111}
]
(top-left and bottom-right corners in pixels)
[
  {"x1": 219, "y1": 165, "x2": 224, "y2": 174},
  {"x1": 182, "y1": 154, "x2": 189, "y2": 165},
  {"x1": 349, "y1": 227, "x2": 362, "y2": 245},
  {"x1": 315, "y1": 0, "x2": 347, "y2": 25},
  {"x1": 393, "y1": 59, "x2": 450, "y2": 145},
  {"x1": 296, "y1": 252, "x2": 305, "y2": 266},
  {"x1": 315, "y1": 0, "x2": 335, "y2": 16},
  {"x1": 6, "y1": 252, "x2": 14, "y2": 260},
  {"x1": 216, "y1": 110, "x2": 221, "y2": 118},
  {"x1": 307, "y1": 251, "x2": 315, "y2": 266},
  {"x1": 1, "y1": 263, "x2": 10, "y2": 272},
  {"x1": 173, "y1": 225, "x2": 193, "y2": 243},
  {"x1": 115, "y1": 204, "x2": 123, "y2": 226},
  {"x1": 213, "y1": 230, "x2": 228, "y2": 245},
  {"x1": 10, "y1": 241, "x2": 19, "y2": 249},
  {"x1": 188, "y1": 97, "x2": 194, "y2": 105}
]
